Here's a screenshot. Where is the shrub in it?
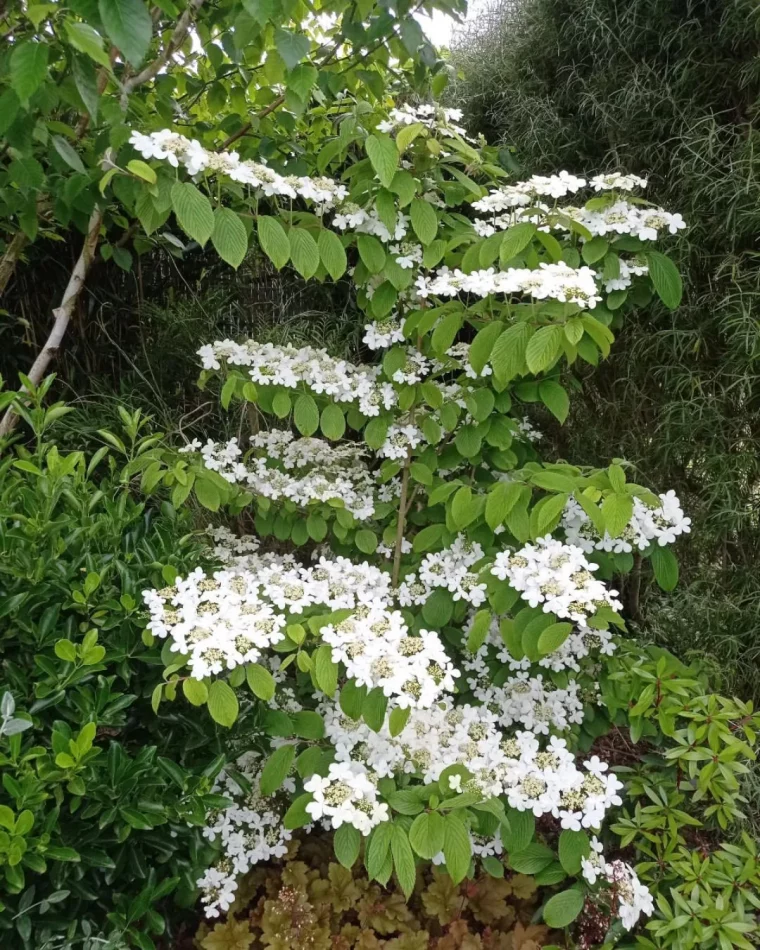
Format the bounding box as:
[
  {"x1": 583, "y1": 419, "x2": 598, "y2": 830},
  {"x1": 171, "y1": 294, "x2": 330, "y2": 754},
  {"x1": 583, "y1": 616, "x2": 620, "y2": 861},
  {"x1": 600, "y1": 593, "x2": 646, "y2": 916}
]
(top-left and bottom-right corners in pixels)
[
  {"x1": 0, "y1": 384, "x2": 225, "y2": 949},
  {"x1": 92, "y1": 98, "x2": 760, "y2": 950}
]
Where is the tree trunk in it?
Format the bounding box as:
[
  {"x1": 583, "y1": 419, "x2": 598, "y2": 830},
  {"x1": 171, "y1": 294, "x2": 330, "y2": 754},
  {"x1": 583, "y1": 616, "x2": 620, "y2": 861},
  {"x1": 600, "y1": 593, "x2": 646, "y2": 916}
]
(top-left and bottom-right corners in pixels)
[{"x1": 0, "y1": 208, "x2": 103, "y2": 440}]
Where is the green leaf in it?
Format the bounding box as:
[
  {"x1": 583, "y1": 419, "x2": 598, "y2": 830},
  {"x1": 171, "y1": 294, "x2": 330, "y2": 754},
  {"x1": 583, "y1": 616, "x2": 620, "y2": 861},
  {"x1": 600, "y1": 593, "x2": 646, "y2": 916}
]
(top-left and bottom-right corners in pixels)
[
  {"x1": 294, "y1": 394, "x2": 319, "y2": 436},
  {"x1": 318, "y1": 229, "x2": 347, "y2": 280},
  {"x1": 366, "y1": 821, "x2": 393, "y2": 880},
  {"x1": 355, "y1": 529, "x2": 378, "y2": 554},
  {"x1": 207, "y1": 680, "x2": 239, "y2": 728},
  {"x1": 558, "y1": 829, "x2": 590, "y2": 875},
  {"x1": 388, "y1": 706, "x2": 411, "y2": 737},
  {"x1": 246, "y1": 663, "x2": 275, "y2": 701},
  {"x1": 283, "y1": 792, "x2": 313, "y2": 829},
  {"x1": 259, "y1": 744, "x2": 296, "y2": 796},
  {"x1": 469, "y1": 321, "x2": 504, "y2": 374},
  {"x1": 194, "y1": 477, "x2": 221, "y2": 511},
  {"x1": 334, "y1": 823, "x2": 361, "y2": 868},
  {"x1": 289, "y1": 228, "x2": 320, "y2": 278},
  {"x1": 362, "y1": 687, "x2": 388, "y2": 732},
  {"x1": 396, "y1": 121, "x2": 425, "y2": 152},
  {"x1": 366, "y1": 134, "x2": 399, "y2": 188},
  {"x1": 313, "y1": 644, "x2": 338, "y2": 697},
  {"x1": 650, "y1": 545, "x2": 679, "y2": 591},
  {"x1": 171, "y1": 181, "x2": 214, "y2": 247},
  {"x1": 409, "y1": 811, "x2": 445, "y2": 860},
  {"x1": 339, "y1": 680, "x2": 366, "y2": 720},
  {"x1": 646, "y1": 250, "x2": 683, "y2": 310},
  {"x1": 10, "y1": 41, "x2": 49, "y2": 104},
  {"x1": 490, "y1": 322, "x2": 531, "y2": 382},
  {"x1": 500, "y1": 222, "x2": 536, "y2": 262},
  {"x1": 537, "y1": 622, "x2": 573, "y2": 655},
  {"x1": 257, "y1": 216, "x2": 290, "y2": 269},
  {"x1": 543, "y1": 888, "x2": 585, "y2": 928},
  {"x1": 292, "y1": 711, "x2": 325, "y2": 739},
  {"x1": 212, "y1": 207, "x2": 248, "y2": 268},
  {"x1": 539, "y1": 379, "x2": 570, "y2": 423},
  {"x1": 357, "y1": 234, "x2": 386, "y2": 273},
  {"x1": 72, "y1": 56, "x2": 99, "y2": 120},
  {"x1": 391, "y1": 824, "x2": 416, "y2": 897},
  {"x1": 0, "y1": 89, "x2": 20, "y2": 136},
  {"x1": 485, "y1": 481, "x2": 523, "y2": 530},
  {"x1": 502, "y1": 809, "x2": 535, "y2": 853},
  {"x1": 601, "y1": 492, "x2": 634, "y2": 537},
  {"x1": 432, "y1": 312, "x2": 463, "y2": 356},
  {"x1": 52, "y1": 136, "x2": 86, "y2": 173},
  {"x1": 410, "y1": 198, "x2": 438, "y2": 245},
  {"x1": 287, "y1": 63, "x2": 318, "y2": 100},
  {"x1": 274, "y1": 28, "x2": 310, "y2": 70},
  {"x1": 99, "y1": 0, "x2": 152, "y2": 67},
  {"x1": 525, "y1": 325, "x2": 563, "y2": 374},
  {"x1": 64, "y1": 22, "x2": 112, "y2": 69},
  {"x1": 443, "y1": 813, "x2": 471, "y2": 884},
  {"x1": 182, "y1": 677, "x2": 208, "y2": 706},
  {"x1": 54, "y1": 639, "x2": 77, "y2": 662},
  {"x1": 581, "y1": 236, "x2": 609, "y2": 264},
  {"x1": 466, "y1": 610, "x2": 492, "y2": 652},
  {"x1": 320, "y1": 403, "x2": 346, "y2": 440},
  {"x1": 509, "y1": 842, "x2": 554, "y2": 874}
]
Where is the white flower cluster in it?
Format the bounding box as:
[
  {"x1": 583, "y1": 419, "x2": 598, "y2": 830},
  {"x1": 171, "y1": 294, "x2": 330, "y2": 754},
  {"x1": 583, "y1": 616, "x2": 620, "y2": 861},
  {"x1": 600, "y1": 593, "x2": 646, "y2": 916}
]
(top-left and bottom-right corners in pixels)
[
  {"x1": 333, "y1": 203, "x2": 410, "y2": 243},
  {"x1": 197, "y1": 339, "x2": 396, "y2": 416},
  {"x1": 590, "y1": 172, "x2": 649, "y2": 191},
  {"x1": 398, "y1": 535, "x2": 487, "y2": 608},
  {"x1": 197, "y1": 751, "x2": 293, "y2": 918},
  {"x1": 473, "y1": 172, "x2": 588, "y2": 212},
  {"x1": 321, "y1": 608, "x2": 459, "y2": 709},
  {"x1": 603, "y1": 256, "x2": 649, "y2": 292},
  {"x1": 562, "y1": 490, "x2": 691, "y2": 554},
  {"x1": 322, "y1": 700, "x2": 622, "y2": 830},
  {"x1": 363, "y1": 317, "x2": 405, "y2": 350},
  {"x1": 197, "y1": 431, "x2": 377, "y2": 520},
  {"x1": 491, "y1": 537, "x2": 623, "y2": 628},
  {"x1": 557, "y1": 201, "x2": 686, "y2": 242},
  {"x1": 415, "y1": 263, "x2": 602, "y2": 309},
  {"x1": 582, "y1": 838, "x2": 655, "y2": 930},
  {"x1": 129, "y1": 129, "x2": 348, "y2": 209},
  {"x1": 377, "y1": 103, "x2": 472, "y2": 140},
  {"x1": 379, "y1": 423, "x2": 425, "y2": 460},
  {"x1": 304, "y1": 761, "x2": 388, "y2": 834}
]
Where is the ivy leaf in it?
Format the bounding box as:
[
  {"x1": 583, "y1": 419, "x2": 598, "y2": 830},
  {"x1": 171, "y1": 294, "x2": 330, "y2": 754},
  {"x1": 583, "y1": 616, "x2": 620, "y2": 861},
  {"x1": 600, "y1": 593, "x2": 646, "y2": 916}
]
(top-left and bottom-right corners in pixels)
[
  {"x1": 410, "y1": 198, "x2": 438, "y2": 245},
  {"x1": 274, "y1": 28, "x2": 310, "y2": 70},
  {"x1": 212, "y1": 207, "x2": 248, "y2": 268},
  {"x1": 294, "y1": 394, "x2": 319, "y2": 436},
  {"x1": 646, "y1": 250, "x2": 683, "y2": 310},
  {"x1": 171, "y1": 182, "x2": 214, "y2": 247},
  {"x1": 543, "y1": 888, "x2": 585, "y2": 928},
  {"x1": 11, "y1": 41, "x2": 49, "y2": 104},
  {"x1": 207, "y1": 680, "x2": 239, "y2": 728},
  {"x1": 334, "y1": 823, "x2": 361, "y2": 868},
  {"x1": 443, "y1": 813, "x2": 471, "y2": 884},
  {"x1": 318, "y1": 229, "x2": 347, "y2": 281},
  {"x1": 99, "y1": 0, "x2": 152, "y2": 67},
  {"x1": 257, "y1": 216, "x2": 290, "y2": 269},
  {"x1": 366, "y1": 134, "x2": 399, "y2": 188},
  {"x1": 259, "y1": 744, "x2": 296, "y2": 796}
]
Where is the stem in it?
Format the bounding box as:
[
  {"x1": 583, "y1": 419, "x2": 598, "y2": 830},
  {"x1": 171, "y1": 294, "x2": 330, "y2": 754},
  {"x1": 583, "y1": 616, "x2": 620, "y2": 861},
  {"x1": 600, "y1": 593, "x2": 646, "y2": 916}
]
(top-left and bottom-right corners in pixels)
[
  {"x1": 392, "y1": 451, "x2": 412, "y2": 587},
  {"x1": 0, "y1": 208, "x2": 103, "y2": 440},
  {"x1": 122, "y1": 0, "x2": 206, "y2": 97}
]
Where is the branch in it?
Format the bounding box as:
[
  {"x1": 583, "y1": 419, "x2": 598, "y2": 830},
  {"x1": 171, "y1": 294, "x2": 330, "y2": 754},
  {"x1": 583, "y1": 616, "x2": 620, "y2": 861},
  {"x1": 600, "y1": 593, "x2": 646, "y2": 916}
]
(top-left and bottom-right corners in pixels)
[
  {"x1": 0, "y1": 231, "x2": 28, "y2": 297},
  {"x1": 0, "y1": 208, "x2": 103, "y2": 440},
  {"x1": 122, "y1": 0, "x2": 205, "y2": 95},
  {"x1": 219, "y1": 95, "x2": 286, "y2": 150},
  {"x1": 392, "y1": 451, "x2": 412, "y2": 587}
]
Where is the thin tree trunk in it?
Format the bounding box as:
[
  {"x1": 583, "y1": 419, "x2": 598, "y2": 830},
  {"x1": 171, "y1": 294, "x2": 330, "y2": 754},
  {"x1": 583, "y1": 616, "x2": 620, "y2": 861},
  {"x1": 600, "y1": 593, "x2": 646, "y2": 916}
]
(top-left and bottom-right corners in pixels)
[{"x1": 0, "y1": 208, "x2": 103, "y2": 439}]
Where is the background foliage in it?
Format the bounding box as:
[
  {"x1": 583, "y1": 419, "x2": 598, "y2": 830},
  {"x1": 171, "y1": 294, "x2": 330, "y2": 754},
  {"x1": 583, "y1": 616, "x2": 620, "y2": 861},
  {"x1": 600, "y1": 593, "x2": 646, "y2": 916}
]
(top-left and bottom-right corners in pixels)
[{"x1": 450, "y1": 0, "x2": 760, "y2": 701}]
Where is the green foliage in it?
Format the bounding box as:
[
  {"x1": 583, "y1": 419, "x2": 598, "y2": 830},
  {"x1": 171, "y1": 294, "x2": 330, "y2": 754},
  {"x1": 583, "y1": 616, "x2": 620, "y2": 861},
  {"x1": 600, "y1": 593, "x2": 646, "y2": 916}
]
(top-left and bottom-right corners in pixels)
[
  {"x1": 0, "y1": 388, "x2": 224, "y2": 948},
  {"x1": 451, "y1": 0, "x2": 760, "y2": 704}
]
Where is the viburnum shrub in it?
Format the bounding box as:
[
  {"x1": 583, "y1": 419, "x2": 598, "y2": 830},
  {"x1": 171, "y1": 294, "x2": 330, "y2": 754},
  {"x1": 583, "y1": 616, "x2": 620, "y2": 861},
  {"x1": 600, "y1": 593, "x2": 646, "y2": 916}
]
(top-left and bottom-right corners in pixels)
[{"x1": 122, "y1": 102, "x2": 758, "y2": 948}]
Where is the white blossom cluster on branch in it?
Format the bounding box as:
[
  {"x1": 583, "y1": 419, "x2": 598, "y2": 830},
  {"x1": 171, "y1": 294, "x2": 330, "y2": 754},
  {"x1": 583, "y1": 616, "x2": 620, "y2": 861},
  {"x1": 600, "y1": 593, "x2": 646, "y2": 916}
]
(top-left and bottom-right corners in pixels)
[
  {"x1": 491, "y1": 537, "x2": 623, "y2": 627},
  {"x1": 397, "y1": 535, "x2": 488, "y2": 608},
  {"x1": 377, "y1": 103, "x2": 474, "y2": 140},
  {"x1": 582, "y1": 838, "x2": 655, "y2": 929},
  {"x1": 562, "y1": 491, "x2": 692, "y2": 554},
  {"x1": 198, "y1": 339, "x2": 396, "y2": 416}
]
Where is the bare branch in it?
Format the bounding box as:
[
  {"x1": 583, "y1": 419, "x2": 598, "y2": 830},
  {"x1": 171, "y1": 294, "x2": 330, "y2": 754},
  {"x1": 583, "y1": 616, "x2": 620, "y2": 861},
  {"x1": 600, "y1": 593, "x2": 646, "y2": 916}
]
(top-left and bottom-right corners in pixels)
[{"x1": 122, "y1": 0, "x2": 205, "y2": 95}]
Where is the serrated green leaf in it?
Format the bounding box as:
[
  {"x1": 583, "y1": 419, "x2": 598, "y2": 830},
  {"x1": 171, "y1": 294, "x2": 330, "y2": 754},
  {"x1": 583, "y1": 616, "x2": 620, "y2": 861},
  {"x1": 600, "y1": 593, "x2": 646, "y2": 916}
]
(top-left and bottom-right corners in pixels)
[
  {"x1": 274, "y1": 28, "x2": 310, "y2": 69},
  {"x1": 646, "y1": 250, "x2": 683, "y2": 310},
  {"x1": 366, "y1": 134, "x2": 399, "y2": 188},
  {"x1": 410, "y1": 197, "x2": 438, "y2": 245},
  {"x1": 543, "y1": 888, "x2": 585, "y2": 928},
  {"x1": 409, "y1": 811, "x2": 444, "y2": 859},
  {"x1": 334, "y1": 823, "x2": 361, "y2": 868},
  {"x1": 391, "y1": 824, "x2": 416, "y2": 897},
  {"x1": 212, "y1": 207, "x2": 248, "y2": 268},
  {"x1": 246, "y1": 663, "x2": 275, "y2": 701},
  {"x1": 289, "y1": 227, "x2": 320, "y2": 278},
  {"x1": 257, "y1": 215, "x2": 290, "y2": 269},
  {"x1": 99, "y1": 0, "x2": 152, "y2": 67},
  {"x1": 318, "y1": 229, "x2": 347, "y2": 280},
  {"x1": 357, "y1": 234, "x2": 386, "y2": 273},
  {"x1": 294, "y1": 394, "x2": 319, "y2": 436},
  {"x1": 207, "y1": 680, "x2": 239, "y2": 727},
  {"x1": 259, "y1": 744, "x2": 296, "y2": 796},
  {"x1": 443, "y1": 813, "x2": 471, "y2": 884},
  {"x1": 171, "y1": 181, "x2": 214, "y2": 247},
  {"x1": 525, "y1": 325, "x2": 563, "y2": 374},
  {"x1": 11, "y1": 41, "x2": 49, "y2": 104}
]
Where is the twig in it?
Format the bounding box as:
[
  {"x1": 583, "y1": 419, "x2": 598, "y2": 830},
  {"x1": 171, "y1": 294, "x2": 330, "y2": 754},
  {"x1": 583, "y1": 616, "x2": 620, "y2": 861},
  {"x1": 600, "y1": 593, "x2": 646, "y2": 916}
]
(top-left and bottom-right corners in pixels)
[
  {"x1": 122, "y1": 0, "x2": 206, "y2": 97},
  {"x1": 392, "y1": 451, "x2": 412, "y2": 586}
]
